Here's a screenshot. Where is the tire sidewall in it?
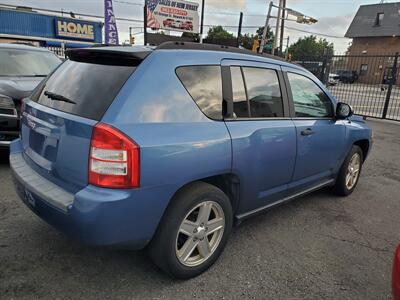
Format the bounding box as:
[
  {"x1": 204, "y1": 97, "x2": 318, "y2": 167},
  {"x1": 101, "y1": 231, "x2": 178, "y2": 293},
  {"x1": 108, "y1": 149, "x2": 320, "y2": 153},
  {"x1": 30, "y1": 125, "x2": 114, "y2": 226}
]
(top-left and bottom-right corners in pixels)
[
  {"x1": 336, "y1": 145, "x2": 363, "y2": 196},
  {"x1": 150, "y1": 182, "x2": 233, "y2": 279}
]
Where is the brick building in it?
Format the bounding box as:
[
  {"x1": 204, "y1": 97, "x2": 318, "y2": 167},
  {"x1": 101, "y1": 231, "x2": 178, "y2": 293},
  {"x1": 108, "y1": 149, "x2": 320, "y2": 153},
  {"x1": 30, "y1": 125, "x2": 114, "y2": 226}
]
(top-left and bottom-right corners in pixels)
[{"x1": 345, "y1": 2, "x2": 400, "y2": 84}]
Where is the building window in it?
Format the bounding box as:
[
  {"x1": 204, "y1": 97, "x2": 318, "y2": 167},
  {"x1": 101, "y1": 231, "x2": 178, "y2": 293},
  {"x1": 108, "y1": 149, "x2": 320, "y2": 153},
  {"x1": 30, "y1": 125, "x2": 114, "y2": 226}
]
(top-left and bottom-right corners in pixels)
[
  {"x1": 360, "y1": 64, "x2": 368, "y2": 76},
  {"x1": 375, "y1": 12, "x2": 384, "y2": 26}
]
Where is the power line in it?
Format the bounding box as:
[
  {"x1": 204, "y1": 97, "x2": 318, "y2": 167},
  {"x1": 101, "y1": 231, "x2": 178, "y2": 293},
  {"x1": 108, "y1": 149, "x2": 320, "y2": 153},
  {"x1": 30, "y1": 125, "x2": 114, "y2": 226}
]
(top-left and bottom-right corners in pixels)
[
  {"x1": 114, "y1": 0, "x2": 142, "y2": 6},
  {"x1": 284, "y1": 26, "x2": 346, "y2": 39},
  {"x1": 0, "y1": 3, "x2": 347, "y2": 39}
]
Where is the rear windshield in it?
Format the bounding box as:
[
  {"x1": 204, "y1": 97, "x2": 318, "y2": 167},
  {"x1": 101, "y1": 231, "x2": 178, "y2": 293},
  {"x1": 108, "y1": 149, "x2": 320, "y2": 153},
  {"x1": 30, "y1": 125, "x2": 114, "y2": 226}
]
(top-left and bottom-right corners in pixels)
[
  {"x1": 31, "y1": 60, "x2": 135, "y2": 120},
  {"x1": 0, "y1": 48, "x2": 61, "y2": 76}
]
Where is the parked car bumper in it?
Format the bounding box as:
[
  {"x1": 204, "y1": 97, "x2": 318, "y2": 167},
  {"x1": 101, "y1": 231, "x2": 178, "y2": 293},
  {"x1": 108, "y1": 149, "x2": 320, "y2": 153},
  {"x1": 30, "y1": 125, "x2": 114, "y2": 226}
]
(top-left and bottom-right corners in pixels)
[
  {"x1": 10, "y1": 139, "x2": 174, "y2": 249},
  {"x1": 0, "y1": 112, "x2": 19, "y2": 148}
]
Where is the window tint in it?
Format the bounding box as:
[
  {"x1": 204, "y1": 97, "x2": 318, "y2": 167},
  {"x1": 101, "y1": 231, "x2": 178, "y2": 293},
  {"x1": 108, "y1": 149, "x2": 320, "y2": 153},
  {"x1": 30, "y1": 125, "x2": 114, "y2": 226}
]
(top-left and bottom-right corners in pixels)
[
  {"x1": 231, "y1": 67, "x2": 248, "y2": 118},
  {"x1": 287, "y1": 72, "x2": 333, "y2": 118},
  {"x1": 176, "y1": 66, "x2": 222, "y2": 120},
  {"x1": 30, "y1": 60, "x2": 135, "y2": 120},
  {"x1": 242, "y1": 67, "x2": 283, "y2": 118}
]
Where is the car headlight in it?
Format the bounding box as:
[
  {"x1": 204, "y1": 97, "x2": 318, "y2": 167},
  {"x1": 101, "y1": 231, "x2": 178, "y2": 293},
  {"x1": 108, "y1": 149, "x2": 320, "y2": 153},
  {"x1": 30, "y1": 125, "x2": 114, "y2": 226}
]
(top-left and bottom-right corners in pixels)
[{"x1": 0, "y1": 94, "x2": 15, "y2": 109}]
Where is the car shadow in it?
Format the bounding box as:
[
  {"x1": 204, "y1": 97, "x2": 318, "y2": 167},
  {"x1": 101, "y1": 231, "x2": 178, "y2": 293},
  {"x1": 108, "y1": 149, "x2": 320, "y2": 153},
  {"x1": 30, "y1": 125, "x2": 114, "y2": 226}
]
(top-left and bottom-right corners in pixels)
[{"x1": 19, "y1": 187, "x2": 336, "y2": 286}]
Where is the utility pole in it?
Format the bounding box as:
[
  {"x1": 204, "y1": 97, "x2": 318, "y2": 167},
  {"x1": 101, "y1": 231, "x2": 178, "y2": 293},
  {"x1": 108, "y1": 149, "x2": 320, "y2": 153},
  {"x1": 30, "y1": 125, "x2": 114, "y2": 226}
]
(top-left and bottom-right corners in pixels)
[
  {"x1": 237, "y1": 12, "x2": 243, "y2": 47},
  {"x1": 143, "y1": 4, "x2": 147, "y2": 45},
  {"x1": 272, "y1": 0, "x2": 283, "y2": 55},
  {"x1": 279, "y1": 0, "x2": 286, "y2": 54},
  {"x1": 199, "y1": 0, "x2": 205, "y2": 43},
  {"x1": 285, "y1": 36, "x2": 289, "y2": 59},
  {"x1": 259, "y1": 1, "x2": 273, "y2": 54}
]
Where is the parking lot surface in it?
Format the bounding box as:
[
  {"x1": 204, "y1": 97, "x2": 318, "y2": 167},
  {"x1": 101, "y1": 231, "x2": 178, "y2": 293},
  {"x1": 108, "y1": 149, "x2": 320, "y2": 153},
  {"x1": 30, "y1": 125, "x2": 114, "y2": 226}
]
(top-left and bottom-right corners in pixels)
[{"x1": 0, "y1": 119, "x2": 399, "y2": 300}]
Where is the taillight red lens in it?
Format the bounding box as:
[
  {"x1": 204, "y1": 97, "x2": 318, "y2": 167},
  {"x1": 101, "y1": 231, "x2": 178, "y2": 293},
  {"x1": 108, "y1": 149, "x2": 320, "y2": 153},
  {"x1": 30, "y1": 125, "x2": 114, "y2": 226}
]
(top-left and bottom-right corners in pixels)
[
  {"x1": 394, "y1": 245, "x2": 400, "y2": 300},
  {"x1": 89, "y1": 123, "x2": 139, "y2": 188}
]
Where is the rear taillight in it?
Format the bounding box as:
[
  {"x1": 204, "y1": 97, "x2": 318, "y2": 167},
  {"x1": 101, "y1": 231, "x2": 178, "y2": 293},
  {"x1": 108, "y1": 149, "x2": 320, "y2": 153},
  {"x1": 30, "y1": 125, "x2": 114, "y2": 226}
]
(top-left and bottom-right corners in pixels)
[
  {"x1": 89, "y1": 123, "x2": 139, "y2": 188},
  {"x1": 394, "y1": 245, "x2": 400, "y2": 300}
]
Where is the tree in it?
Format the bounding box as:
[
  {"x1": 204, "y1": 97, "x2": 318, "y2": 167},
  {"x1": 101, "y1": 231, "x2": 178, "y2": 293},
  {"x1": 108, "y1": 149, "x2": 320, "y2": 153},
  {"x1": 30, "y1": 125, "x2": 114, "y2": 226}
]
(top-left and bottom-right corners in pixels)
[
  {"x1": 239, "y1": 26, "x2": 274, "y2": 53},
  {"x1": 181, "y1": 32, "x2": 199, "y2": 41},
  {"x1": 287, "y1": 35, "x2": 334, "y2": 60},
  {"x1": 206, "y1": 26, "x2": 234, "y2": 39}
]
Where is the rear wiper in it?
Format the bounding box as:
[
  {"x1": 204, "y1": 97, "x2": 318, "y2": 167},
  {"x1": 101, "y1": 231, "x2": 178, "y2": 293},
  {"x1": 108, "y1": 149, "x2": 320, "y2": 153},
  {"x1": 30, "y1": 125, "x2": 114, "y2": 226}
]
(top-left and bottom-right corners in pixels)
[{"x1": 44, "y1": 91, "x2": 76, "y2": 104}]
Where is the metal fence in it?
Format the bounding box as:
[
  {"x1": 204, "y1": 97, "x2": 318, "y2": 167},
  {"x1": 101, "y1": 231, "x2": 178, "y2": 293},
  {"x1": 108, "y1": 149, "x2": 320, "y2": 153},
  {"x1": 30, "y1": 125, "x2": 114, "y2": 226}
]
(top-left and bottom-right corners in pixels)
[
  {"x1": 294, "y1": 53, "x2": 400, "y2": 121},
  {"x1": 45, "y1": 46, "x2": 65, "y2": 58}
]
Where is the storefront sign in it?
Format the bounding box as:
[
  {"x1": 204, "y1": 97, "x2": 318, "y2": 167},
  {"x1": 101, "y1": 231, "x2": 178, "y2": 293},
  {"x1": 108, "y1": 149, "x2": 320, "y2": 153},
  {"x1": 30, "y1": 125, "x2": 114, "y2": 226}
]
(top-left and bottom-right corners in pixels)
[{"x1": 55, "y1": 18, "x2": 95, "y2": 41}]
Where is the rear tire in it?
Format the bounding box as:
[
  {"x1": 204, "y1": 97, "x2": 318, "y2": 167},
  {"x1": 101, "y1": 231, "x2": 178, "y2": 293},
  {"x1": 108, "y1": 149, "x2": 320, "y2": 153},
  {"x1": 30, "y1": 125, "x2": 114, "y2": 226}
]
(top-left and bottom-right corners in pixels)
[
  {"x1": 333, "y1": 145, "x2": 363, "y2": 196},
  {"x1": 149, "y1": 182, "x2": 233, "y2": 279}
]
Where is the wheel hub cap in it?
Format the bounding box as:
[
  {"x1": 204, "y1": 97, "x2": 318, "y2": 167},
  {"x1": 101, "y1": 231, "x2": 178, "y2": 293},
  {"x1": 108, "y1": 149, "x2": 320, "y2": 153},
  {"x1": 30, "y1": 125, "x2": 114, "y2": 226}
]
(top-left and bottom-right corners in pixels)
[
  {"x1": 346, "y1": 153, "x2": 361, "y2": 190},
  {"x1": 175, "y1": 201, "x2": 225, "y2": 267}
]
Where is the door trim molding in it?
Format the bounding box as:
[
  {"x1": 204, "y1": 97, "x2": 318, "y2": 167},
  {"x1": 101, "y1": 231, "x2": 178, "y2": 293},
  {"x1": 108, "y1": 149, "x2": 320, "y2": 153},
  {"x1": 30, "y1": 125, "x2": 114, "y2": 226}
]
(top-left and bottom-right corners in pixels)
[{"x1": 236, "y1": 178, "x2": 335, "y2": 220}]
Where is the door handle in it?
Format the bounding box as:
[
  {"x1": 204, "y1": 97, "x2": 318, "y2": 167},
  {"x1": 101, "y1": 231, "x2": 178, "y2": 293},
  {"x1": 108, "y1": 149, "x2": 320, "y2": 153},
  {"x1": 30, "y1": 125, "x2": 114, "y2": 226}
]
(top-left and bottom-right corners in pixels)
[{"x1": 301, "y1": 128, "x2": 314, "y2": 136}]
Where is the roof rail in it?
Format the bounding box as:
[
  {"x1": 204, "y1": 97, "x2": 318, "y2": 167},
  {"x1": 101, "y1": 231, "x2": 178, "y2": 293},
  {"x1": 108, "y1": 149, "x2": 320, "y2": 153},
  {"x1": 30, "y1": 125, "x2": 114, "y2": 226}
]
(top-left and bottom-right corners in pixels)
[{"x1": 156, "y1": 41, "x2": 286, "y2": 62}]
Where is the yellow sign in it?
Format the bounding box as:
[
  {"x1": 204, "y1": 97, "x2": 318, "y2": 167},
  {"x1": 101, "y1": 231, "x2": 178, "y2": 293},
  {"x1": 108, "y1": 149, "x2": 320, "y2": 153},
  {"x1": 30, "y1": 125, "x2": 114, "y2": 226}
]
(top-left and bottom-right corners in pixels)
[
  {"x1": 56, "y1": 19, "x2": 95, "y2": 40},
  {"x1": 252, "y1": 39, "x2": 260, "y2": 52}
]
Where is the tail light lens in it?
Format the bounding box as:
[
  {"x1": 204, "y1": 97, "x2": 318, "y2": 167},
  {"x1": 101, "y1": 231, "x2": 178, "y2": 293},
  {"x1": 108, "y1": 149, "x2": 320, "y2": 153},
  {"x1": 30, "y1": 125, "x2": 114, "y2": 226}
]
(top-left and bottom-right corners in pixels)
[
  {"x1": 89, "y1": 123, "x2": 139, "y2": 188},
  {"x1": 394, "y1": 245, "x2": 400, "y2": 300}
]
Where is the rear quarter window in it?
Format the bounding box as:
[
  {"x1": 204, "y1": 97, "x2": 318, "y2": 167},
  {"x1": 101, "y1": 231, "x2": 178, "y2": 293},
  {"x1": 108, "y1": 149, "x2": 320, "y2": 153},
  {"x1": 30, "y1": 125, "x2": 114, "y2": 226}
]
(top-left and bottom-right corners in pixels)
[
  {"x1": 176, "y1": 65, "x2": 223, "y2": 120},
  {"x1": 31, "y1": 60, "x2": 135, "y2": 120}
]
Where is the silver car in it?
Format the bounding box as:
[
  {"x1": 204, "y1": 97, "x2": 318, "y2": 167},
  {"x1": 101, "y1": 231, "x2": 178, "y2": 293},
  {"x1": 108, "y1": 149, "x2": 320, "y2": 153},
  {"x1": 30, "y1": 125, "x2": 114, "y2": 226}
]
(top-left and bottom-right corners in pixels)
[{"x1": 0, "y1": 43, "x2": 61, "y2": 148}]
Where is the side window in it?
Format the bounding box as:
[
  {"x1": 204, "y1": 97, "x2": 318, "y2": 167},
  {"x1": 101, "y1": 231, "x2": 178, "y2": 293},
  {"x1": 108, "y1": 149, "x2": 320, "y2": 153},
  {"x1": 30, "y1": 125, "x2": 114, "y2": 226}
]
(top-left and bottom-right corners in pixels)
[
  {"x1": 230, "y1": 66, "x2": 249, "y2": 118},
  {"x1": 287, "y1": 72, "x2": 333, "y2": 118},
  {"x1": 242, "y1": 67, "x2": 284, "y2": 118},
  {"x1": 176, "y1": 65, "x2": 222, "y2": 120}
]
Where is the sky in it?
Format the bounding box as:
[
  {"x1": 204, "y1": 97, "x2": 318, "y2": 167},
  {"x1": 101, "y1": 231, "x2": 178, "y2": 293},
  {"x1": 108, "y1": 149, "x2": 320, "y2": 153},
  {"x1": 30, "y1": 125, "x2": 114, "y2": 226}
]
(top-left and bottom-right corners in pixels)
[{"x1": 1, "y1": 0, "x2": 396, "y2": 53}]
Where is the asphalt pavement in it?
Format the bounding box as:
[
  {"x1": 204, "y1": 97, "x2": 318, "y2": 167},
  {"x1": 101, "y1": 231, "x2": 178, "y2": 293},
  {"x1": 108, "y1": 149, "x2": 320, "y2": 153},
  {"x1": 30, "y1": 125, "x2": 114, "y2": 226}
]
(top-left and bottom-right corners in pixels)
[{"x1": 0, "y1": 119, "x2": 399, "y2": 299}]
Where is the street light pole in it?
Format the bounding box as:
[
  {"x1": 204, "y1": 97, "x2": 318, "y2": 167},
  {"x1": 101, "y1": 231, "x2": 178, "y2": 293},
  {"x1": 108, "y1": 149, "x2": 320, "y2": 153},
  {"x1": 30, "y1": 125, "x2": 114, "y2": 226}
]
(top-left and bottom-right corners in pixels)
[
  {"x1": 279, "y1": 0, "x2": 286, "y2": 53},
  {"x1": 143, "y1": 4, "x2": 147, "y2": 45},
  {"x1": 199, "y1": 0, "x2": 205, "y2": 43},
  {"x1": 272, "y1": 0, "x2": 283, "y2": 55},
  {"x1": 237, "y1": 12, "x2": 243, "y2": 47}
]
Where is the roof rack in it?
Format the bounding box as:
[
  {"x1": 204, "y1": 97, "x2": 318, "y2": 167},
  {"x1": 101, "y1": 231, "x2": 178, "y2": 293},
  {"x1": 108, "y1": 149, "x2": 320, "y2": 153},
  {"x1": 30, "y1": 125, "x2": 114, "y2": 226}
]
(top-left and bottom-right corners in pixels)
[{"x1": 156, "y1": 41, "x2": 286, "y2": 62}]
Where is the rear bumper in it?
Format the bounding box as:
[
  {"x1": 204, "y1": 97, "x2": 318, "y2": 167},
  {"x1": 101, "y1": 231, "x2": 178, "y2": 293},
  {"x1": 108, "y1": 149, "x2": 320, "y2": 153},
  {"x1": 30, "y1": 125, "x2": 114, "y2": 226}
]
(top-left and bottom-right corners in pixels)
[
  {"x1": 10, "y1": 140, "x2": 175, "y2": 249},
  {"x1": 0, "y1": 113, "x2": 19, "y2": 148}
]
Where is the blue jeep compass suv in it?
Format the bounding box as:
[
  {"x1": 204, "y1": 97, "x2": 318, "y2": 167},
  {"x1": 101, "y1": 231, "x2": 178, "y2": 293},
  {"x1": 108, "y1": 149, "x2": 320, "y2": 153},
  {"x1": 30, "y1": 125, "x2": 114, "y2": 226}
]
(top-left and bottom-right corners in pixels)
[{"x1": 10, "y1": 42, "x2": 372, "y2": 278}]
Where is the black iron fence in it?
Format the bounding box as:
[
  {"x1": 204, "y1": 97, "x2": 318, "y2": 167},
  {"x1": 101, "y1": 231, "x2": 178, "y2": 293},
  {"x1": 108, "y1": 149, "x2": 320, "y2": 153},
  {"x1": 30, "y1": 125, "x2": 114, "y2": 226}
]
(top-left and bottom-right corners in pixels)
[{"x1": 294, "y1": 53, "x2": 400, "y2": 121}]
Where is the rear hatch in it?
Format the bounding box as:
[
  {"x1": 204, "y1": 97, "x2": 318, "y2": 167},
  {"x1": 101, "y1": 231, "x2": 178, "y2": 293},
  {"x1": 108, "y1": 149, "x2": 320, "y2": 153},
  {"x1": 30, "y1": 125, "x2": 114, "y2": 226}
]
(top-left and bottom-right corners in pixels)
[{"x1": 20, "y1": 47, "x2": 149, "y2": 193}]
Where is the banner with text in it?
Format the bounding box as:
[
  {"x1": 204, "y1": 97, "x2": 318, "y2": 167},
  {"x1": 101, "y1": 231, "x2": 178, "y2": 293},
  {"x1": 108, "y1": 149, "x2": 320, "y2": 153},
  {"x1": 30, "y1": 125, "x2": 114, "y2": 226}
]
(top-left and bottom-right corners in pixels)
[
  {"x1": 104, "y1": 0, "x2": 119, "y2": 45},
  {"x1": 146, "y1": 0, "x2": 199, "y2": 33}
]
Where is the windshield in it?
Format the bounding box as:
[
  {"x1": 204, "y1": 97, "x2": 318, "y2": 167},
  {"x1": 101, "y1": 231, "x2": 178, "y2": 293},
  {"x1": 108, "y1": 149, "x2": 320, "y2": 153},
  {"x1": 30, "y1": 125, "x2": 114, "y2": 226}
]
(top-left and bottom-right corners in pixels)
[{"x1": 0, "y1": 48, "x2": 61, "y2": 76}]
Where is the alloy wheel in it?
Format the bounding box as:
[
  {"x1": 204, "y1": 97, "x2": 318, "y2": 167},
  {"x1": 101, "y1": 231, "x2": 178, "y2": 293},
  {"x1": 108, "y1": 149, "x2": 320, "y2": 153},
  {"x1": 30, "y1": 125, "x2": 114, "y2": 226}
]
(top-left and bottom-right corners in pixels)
[
  {"x1": 175, "y1": 201, "x2": 225, "y2": 267},
  {"x1": 345, "y1": 153, "x2": 361, "y2": 190}
]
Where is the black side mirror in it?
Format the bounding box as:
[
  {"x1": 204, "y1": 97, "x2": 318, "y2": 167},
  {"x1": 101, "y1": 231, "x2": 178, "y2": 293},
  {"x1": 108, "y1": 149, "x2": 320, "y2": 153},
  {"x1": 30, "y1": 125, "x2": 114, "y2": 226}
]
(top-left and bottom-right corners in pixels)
[{"x1": 336, "y1": 102, "x2": 353, "y2": 119}]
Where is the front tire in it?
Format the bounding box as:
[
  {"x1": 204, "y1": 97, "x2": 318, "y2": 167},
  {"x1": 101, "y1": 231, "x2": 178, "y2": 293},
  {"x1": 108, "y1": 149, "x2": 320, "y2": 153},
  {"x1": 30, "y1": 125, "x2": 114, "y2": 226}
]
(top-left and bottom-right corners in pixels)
[
  {"x1": 333, "y1": 145, "x2": 363, "y2": 196},
  {"x1": 149, "y1": 182, "x2": 233, "y2": 279}
]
